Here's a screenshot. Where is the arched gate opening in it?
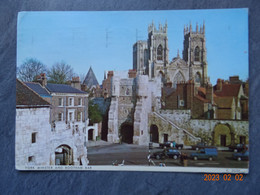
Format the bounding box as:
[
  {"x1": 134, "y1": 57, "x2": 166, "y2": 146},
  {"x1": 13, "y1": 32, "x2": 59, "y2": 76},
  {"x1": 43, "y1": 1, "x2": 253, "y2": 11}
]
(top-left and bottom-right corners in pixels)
[{"x1": 55, "y1": 145, "x2": 73, "y2": 165}]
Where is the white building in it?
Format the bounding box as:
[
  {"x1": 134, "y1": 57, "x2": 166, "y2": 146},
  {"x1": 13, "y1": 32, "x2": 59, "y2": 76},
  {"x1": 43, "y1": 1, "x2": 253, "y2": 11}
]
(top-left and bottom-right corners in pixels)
[{"x1": 16, "y1": 79, "x2": 88, "y2": 169}]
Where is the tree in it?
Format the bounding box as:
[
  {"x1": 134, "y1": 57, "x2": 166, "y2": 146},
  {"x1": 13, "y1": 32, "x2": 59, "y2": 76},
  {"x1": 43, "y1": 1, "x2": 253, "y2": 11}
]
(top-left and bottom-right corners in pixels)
[
  {"x1": 47, "y1": 62, "x2": 75, "y2": 84},
  {"x1": 17, "y1": 58, "x2": 47, "y2": 82},
  {"x1": 88, "y1": 100, "x2": 102, "y2": 125}
]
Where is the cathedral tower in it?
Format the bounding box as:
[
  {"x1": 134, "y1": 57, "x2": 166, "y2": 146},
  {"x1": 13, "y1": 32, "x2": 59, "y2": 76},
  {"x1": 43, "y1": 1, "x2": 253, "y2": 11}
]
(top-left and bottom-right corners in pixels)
[
  {"x1": 147, "y1": 21, "x2": 169, "y2": 79},
  {"x1": 183, "y1": 22, "x2": 208, "y2": 86}
]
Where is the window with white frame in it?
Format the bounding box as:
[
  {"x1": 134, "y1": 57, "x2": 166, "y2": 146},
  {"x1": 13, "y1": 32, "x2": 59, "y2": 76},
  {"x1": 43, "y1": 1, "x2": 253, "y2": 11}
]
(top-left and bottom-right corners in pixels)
[
  {"x1": 78, "y1": 98, "x2": 82, "y2": 106},
  {"x1": 58, "y1": 98, "x2": 63, "y2": 106},
  {"x1": 69, "y1": 97, "x2": 74, "y2": 106},
  {"x1": 69, "y1": 112, "x2": 73, "y2": 121},
  {"x1": 77, "y1": 112, "x2": 82, "y2": 122}
]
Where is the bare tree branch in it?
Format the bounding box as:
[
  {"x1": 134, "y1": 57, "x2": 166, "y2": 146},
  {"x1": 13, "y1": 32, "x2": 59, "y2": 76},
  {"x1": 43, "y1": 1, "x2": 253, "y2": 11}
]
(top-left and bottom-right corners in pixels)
[
  {"x1": 17, "y1": 58, "x2": 47, "y2": 82},
  {"x1": 47, "y1": 62, "x2": 75, "y2": 84}
]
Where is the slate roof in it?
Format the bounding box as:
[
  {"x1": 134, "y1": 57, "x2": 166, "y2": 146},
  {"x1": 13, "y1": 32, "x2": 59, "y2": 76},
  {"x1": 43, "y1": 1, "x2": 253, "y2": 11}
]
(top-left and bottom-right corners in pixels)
[
  {"x1": 83, "y1": 67, "x2": 99, "y2": 88},
  {"x1": 214, "y1": 83, "x2": 241, "y2": 97},
  {"x1": 24, "y1": 82, "x2": 51, "y2": 97},
  {"x1": 16, "y1": 79, "x2": 50, "y2": 107},
  {"x1": 46, "y1": 83, "x2": 87, "y2": 94}
]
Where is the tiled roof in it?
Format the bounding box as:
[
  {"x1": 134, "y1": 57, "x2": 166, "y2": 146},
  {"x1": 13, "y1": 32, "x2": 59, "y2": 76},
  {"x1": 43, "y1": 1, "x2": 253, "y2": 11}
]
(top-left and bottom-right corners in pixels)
[
  {"x1": 214, "y1": 83, "x2": 241, "y2": 97},
  {"x1": 163, "y1": 87, "x2": 176, "y2": 97},
  {"x1": 214, "y1": 97, "x2": 234, "y2": 108},
  {"x1": 46, "y1": 83, "x2": 87, "y2": 94},
  {"x1": 198, "y1": 87, "x2": 217, "y2": 98},
  {"x1": 83, "y1": 67, "x2": 99, "y2": 88},
  {"x1": 195, "y1": 95, "x2": 210, "y2": 103},
  {"x1": 16, "y1": 79, "x2": 50, "y2": 107},
  {"x1": 24, "y1": 82, "x2": 51, "y2": 97}
]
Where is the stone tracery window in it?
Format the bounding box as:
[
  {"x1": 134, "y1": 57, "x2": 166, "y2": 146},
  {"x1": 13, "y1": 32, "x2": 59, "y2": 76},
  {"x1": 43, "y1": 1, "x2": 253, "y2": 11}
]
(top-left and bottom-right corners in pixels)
[
  {"x1": 195, "y1": 72, "x2": 201, "y2": 84},
  {"x1": 157, "y1": 44, "x2": 163, "y2": 61},
  {"x1": 173, "y1": 71, "x2": 185, "y2": 88},
  {"x1": 195, "y1": 46, "x2": 200, "y2": 62}
]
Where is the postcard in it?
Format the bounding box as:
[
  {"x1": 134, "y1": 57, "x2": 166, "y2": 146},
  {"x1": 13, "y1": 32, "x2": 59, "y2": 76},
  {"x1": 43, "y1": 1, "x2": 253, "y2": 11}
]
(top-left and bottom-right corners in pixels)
[{"x1": 16, "y1": 9, "x2": 249, "y2": 173}]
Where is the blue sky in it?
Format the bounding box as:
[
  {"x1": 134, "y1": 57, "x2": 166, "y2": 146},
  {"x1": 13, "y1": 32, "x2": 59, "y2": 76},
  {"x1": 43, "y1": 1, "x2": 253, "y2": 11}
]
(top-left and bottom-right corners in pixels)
[{"x1": 17, "y1": 9, "x2": 248, "y2": 84}]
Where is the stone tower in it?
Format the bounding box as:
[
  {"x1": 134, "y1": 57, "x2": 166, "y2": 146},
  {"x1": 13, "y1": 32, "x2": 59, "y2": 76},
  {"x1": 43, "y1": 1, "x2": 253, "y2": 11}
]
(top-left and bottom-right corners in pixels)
[
  {"x1": 147, "y1": 21, "x2": 169, "y2": 79},
  {"x1": 183, "y1": 22, "x2": 208, "y2": 86}
]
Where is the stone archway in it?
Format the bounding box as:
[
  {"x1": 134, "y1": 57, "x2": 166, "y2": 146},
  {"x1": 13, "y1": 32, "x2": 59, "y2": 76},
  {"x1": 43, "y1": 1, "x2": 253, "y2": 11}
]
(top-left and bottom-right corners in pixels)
[
  {"x1": 213, "y1": 124, "x2": 234, "y2": 146},
  {"x1": 55, "y1": 144, "x2": 73, "y2": 165},
  {"x1": 150, "y1": 125, "x2": 159, "y2": 143},
  {"x1": 120, "y1": 123, "x2": 134, "y2": 144}
]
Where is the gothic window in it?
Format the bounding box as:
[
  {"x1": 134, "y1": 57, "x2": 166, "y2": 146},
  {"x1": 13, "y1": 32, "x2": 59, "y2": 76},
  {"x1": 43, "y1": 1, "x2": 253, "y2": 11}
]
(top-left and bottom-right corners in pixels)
[
  {"x1": 173, "y1": 71, "x2": 185, "y2": 88},
  {"x1": 157, "y1": 44, "x2": 163, "y2": 61},
  {"x1": 195, "y1": 72, "x2": 201, "y2": 84},
  {"x1": 195, "y1": 46, "x2": 200, "y2": 62}
]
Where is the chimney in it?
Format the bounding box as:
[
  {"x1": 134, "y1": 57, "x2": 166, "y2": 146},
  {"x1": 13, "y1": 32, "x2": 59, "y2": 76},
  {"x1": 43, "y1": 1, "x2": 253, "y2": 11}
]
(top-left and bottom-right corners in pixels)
[
  {"x1": 166, "y1": 82, "x2": 172, "y2": 88},
  {"x1": 71, "y1": 77, "x2": 81, "y2": 90},
  {"x1": 206, "y1": 84, "x2": 213, "y2": 103},
  {"x1": 216, "y1": 79, "x2": 222, "y2": 91},
  {"x1": 128, "y1": 69, "x2": 137, "y2": 78},
  {"x1": 36, "y1": 73, "x2": 47, "y2": 87},
  {"x1": 186, "y1": 80, "x2": 195, "y2": 109},
  {"x1": 229, "y1": 76, "x2": 240, "y2": 84}
]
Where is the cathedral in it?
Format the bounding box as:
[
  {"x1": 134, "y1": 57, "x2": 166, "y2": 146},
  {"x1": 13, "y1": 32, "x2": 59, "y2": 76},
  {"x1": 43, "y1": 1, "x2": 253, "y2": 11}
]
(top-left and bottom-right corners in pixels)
[
  {"x1": 106, "y1": 22, "x2": 248, "y2": 147},
  {"x1": 133, "y1": 21, "x2": 208, "y2": 88}
]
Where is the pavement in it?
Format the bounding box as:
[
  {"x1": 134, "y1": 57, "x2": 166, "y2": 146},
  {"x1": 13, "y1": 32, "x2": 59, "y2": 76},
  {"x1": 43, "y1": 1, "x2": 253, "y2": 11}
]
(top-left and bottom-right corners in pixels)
[{"x1": 87, "y1": 140, "x2": 112, "y2": 147}]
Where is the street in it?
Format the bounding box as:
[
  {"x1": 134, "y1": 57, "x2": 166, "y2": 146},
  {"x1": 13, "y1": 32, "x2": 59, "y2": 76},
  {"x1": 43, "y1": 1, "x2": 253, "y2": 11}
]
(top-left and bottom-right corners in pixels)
[{"x1": 87, "y1": 143, "x2": 249, "y2": 168}]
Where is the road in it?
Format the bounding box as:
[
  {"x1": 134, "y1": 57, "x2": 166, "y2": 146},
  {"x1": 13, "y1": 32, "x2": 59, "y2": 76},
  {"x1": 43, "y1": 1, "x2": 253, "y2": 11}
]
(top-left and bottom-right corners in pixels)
[{"x1": 87, "y1": 143, "x2": 248, "y2": 168}]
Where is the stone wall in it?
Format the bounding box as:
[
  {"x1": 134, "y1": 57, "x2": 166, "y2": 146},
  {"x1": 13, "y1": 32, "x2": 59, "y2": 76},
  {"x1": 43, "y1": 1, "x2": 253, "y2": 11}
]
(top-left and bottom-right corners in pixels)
[
  {"x1": 16, "y1": 107, "x2": 88, "y2": 168},
  {"x1": 16, "y1": 107, "x2": 51, "y2": 167}
]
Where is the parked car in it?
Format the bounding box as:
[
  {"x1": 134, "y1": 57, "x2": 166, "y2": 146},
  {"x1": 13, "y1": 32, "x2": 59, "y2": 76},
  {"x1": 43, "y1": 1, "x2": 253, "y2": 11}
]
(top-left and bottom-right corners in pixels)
[
  {"x1": 229, "y1": 144, "x2": 248, "y2": 153},
  {"x1": 190, "y1": 148, "x2": 218, "y2": 161},
  {"x1": 233, "y1": 150, "x2": 249, "y2": 161},
  {"x1": 159, "y1": 141, "x2": 183, "y2": 149},
  {"x1": 191, "y1": 142, "x2": 209, "y2": 150},
  {"x1": 152, "y1": 149, "x2": 181, "y2": 160}
]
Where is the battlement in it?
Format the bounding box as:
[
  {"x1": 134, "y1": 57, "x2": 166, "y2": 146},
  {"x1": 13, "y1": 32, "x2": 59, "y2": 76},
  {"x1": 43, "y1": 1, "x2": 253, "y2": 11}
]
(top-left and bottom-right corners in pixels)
[
  {"x1": 148, "y1": 21, "x2": 167, "y2": 34},
  {"x1": 184, "y1": 22, "x2": 205, "y2": 35}
]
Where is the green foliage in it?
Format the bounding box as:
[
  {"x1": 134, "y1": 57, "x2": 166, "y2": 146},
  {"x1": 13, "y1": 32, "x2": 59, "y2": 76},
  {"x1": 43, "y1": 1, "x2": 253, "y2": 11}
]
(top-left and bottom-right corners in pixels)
[{"x1": 88, "y1": 100, "x2": 102, "y2": 125}]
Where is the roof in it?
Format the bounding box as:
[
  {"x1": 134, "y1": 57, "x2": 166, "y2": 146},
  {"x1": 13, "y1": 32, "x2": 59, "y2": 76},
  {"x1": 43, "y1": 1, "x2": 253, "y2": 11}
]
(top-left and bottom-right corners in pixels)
[
  {"x1": 195, "y1": 95, "x2": 210, "y2": 103},
  {"x1": 16, "y1": 79, "x2": 50, "y2": 108},
  {"x1": 214, "y1": 83, "x2": 241, "y2": 97},
  {"x1": 24, "y1": 82, "x2": 51, "y2": 97},
  {"x1": 163, "y1": 87, "x2": 176, "y2": 97},
  {"x1": 83, "y1": 67, "x2": 99, "y2": 88},
  {"x1": 46, "y1": 83, "x2": 87, "y2": 94},
  {"x1": 214, "y1": 97, "x2": 234, "y2": 108}
]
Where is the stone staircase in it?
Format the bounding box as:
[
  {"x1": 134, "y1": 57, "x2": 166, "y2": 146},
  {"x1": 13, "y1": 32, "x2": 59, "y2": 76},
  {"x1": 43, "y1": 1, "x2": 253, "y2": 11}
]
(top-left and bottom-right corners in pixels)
[{"x1": 153, "y1": 111, "x2": 201, "y2": 143}]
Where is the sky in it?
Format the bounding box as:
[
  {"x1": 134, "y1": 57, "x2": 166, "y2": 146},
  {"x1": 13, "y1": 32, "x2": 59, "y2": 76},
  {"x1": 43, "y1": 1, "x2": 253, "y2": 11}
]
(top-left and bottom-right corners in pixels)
[{"x1": 17, "y1": 9, "x2": 248, "y2": 84}]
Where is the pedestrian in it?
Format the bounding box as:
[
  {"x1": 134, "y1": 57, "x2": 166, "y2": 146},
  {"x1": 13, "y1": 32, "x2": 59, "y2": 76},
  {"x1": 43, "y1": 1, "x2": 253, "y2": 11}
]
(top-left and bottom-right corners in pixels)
[
  {"x1": 172, "y1": 141, "x2": 176, "y2": 148},
  {"x1": 147, "y1": 153, "x2": 151, "y2": 166}
]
